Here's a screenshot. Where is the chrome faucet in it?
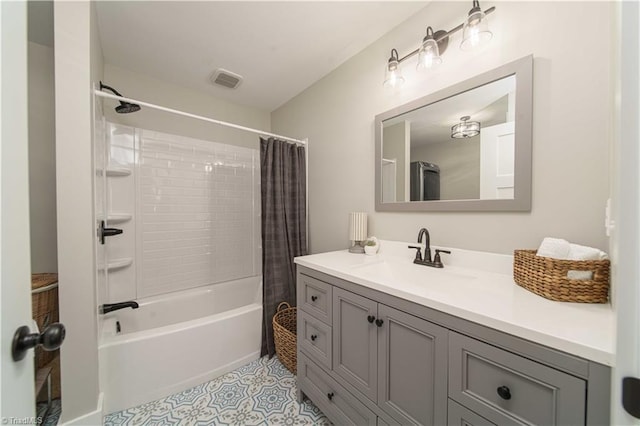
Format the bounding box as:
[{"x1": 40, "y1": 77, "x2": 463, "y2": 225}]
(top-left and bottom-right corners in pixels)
[
  {"x1": 100, "y1": 301, "x2": 139, "y2": 314},
  {"x1": 408, "y1": 228, "x2": 451, "y2": 268}
]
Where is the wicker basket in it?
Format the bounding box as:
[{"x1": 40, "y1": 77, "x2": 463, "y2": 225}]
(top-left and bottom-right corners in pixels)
[
  {"x1": 513, "y1": 250, "x2": 610, "y2": 303},
  {"x1": 273, "y1": 301, "x2": 297, "y2": 374}
]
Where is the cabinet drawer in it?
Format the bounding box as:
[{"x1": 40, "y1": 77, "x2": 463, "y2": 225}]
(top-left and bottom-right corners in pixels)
[
  {"x1": 448, "y1": 399, "x2": 496, "y2": 426},
  {"x1": 299, "y1": 310, "x2": 332, "y2": 369},
  {"x1": 298, "y1": 353, "x2": 377, "y2": 426},
  {"x1": 298, "y1": 273, "x2": 332, "y2": 324},
  {"x1": 449, "y1": 332, "x2": 586, "y2": 425}
]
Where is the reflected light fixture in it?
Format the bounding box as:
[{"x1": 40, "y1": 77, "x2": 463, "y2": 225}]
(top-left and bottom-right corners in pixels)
[
  {"x1": 416, "y1": 26, "x2": 443, "y2": 70},
  {"x1": 461, "y1": 0, "x2": 493, "y2": 51},
  {"x1": 383, "y1": 1, "x2": 495, "y2": 87},
  {"x1": 383, "y1": 49, "x2": 405, "y2": 88},
  {"x1": 451, "y1": 116, "x2": 481, "y2": 139}
]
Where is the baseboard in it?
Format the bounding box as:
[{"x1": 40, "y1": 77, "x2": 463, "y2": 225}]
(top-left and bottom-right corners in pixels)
[{"x1": 59, "y1": 392, "x2": 103, "y2": 426}]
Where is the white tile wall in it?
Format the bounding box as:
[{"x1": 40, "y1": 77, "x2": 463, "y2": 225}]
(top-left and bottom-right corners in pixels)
[{"x1": 136, "y1": 130, "x2": 260, "y2": 298}]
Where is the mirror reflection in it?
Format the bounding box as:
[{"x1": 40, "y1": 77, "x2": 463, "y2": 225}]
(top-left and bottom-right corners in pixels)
[{"x1": 381, "y1": 75, "x2": 516, "y2": 203}]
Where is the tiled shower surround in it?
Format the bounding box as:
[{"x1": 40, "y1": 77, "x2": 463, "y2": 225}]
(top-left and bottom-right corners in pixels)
[{"x1": 103, "y1": 123, "x2": 260, "y2": 301}]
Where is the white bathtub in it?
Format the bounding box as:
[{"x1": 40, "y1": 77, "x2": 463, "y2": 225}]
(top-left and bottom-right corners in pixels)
[{"x1": 99, "y1": 276, "x2": 262, "y2": 414}]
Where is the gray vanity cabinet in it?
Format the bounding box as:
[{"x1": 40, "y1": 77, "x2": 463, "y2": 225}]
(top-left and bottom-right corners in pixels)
[
  {"x1": 332, "y1": 286, "x2": 448, "y2": 425},
  {"x1": 296, "y1": 266, "x2": 610, "y2": 426},
  {"x1": 332, "y1": 287, "x2": 378, "y2": 401}
]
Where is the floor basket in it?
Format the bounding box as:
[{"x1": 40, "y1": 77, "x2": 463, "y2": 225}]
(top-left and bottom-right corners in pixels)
[
  {"x1": 513, "y1": 249, "x2": 610, "y2": 303},
  {"x1": 273, "y1": 301, "x2": 297, "y2": 374}
]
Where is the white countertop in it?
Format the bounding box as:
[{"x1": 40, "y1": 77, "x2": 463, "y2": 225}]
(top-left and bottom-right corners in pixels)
[{"x1": 294, "y1": 240, "x2": 615, "y2": 366}]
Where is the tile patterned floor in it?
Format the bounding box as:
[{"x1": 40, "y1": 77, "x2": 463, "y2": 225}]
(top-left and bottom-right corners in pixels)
[{"x1": 103, "y1": 356, "x2": 331, "y2": 425}]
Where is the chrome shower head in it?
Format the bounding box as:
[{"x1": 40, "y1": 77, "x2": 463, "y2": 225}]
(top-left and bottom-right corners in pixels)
[{"x1": 99, "y1": 81, "x2": 141, "y2": 114}]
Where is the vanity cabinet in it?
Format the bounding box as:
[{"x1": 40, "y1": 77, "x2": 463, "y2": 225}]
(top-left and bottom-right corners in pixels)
[{"x1": 296, "y1": 266, "x2": 610, "y2": 426}]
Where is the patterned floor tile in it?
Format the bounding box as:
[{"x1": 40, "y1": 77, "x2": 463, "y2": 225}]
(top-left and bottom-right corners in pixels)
[{"x1": 103, "y1": 356, "x2": 330, "y2": 426}]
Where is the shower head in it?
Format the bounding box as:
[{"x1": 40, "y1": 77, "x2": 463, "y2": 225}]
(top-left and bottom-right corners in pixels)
[{"x1": 99, "y1": 81, "x2": 142, "y2": 114}]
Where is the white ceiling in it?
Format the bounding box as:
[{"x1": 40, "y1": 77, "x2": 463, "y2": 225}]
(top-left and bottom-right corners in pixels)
[{"x1": 95, "y1": 1, "x2": 427, "y2": 112}]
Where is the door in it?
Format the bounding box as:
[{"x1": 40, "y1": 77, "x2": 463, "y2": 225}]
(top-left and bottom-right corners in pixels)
[
  {"x1": 333, "y1": 287, "x2": 378, "y2": 402},
  {"x1": 612, "y1": 1, "x2": 640, "y2": 424},
  {"x1": 480, "y1": 122, "x2": 515, "y2": 199},
  {"x1": 377, "y1": 304, "x2": 448, "y2": 425},
  {"x1": 0, "y1": 0, "x2": 37, "y2": 417}
]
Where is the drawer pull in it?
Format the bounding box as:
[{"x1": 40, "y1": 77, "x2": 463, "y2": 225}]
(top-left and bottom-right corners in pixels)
[
  {"x1": 327, "y1": 392, "x2": 334, "y2": 401},
  {"x1": 311, "y1": 295, "x2": 318, "y2": 302},
  {"x1": 310, "y1": 334, "x2": 318, "y2": 341},
  {"x1": 375, "y1": 318, "x2": 384, "y2": 327},
  {"x1": 367, "y1": 315, "x2": 375, "y2": 323},
  {"x1": 497, "y1": 386, "x2": 512, "y2": 400}
]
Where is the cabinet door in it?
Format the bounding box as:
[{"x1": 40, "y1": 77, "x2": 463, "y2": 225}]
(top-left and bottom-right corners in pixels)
[
  {"x1": 448, "y1": 399, "x2": 496, "y2": 426},
  {"x1": 377, "y1": 304, "x2": 448, "y2": 425},
  {"x1": 333, "y1": 287, "x2": 378, "y2": 402}
]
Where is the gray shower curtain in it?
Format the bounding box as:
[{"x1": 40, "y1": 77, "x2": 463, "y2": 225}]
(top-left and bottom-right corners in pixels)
[{"x1": 260, "y1": 137, "x2": 307, "y2": 357}]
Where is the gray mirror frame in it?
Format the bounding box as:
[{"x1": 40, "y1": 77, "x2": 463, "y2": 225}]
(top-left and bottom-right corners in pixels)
[{"x1": 375, "y1": 55, "x2": 533, "y2": 212}]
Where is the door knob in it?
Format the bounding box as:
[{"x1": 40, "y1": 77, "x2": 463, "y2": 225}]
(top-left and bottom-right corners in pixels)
[
  {"x1": 12, "y1": 323, "x2": 66, "y2": 361},
  {"x1": 497, "y1": 385, "x2": 512, "y2": 400},
  {"x1": 367, "y1": 315, "x2": 375, "y2": 323},
  {"x1": 375, "y1": 319, "x2": 384, "y2": 327}
]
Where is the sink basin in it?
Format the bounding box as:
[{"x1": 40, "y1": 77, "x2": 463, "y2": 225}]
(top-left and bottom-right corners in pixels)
[{"x1": 349, "y1": 258, "x2": 477, "y2": 287}]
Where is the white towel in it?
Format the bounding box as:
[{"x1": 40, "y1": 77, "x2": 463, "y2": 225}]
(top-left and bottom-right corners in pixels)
[
  {"x1": 536, "y1": 238, "x2": 608, "y2": 281},
  {"x1": 536, "y1": 238, "x2": 571, "y2": 259}
]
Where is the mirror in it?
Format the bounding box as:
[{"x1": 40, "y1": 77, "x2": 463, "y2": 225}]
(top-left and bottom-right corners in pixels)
[{"x1": 375, "y1": 55, "x2": 533, "y2": 212}]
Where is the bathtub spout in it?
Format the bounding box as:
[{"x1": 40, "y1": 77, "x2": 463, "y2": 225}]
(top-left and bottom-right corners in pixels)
[{"x1": 100, "y1": 301, "x2": 139, "y2": 314}]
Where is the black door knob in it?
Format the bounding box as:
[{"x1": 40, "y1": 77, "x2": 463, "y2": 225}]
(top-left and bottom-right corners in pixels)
[
  {"x1": 327, "y1": 392, "x2": 334, "y2": 401},
  {"x1": 12, "y1": 323, "x2": 66, "y2": 361},
  {"x1": 367, "y1": 315, "x2": 375, "y2": 323},
  {"x1": 497, "y1": 385, "x2": 512, "y2": 400},
  {"x1": 311, "y1": 295, "x2": 318, "y2": 302},
  {"x1": 310, "y1": 334, "x2": 318, "y2": 341},
  {"x1": 375, "y1": 319, "x2": 384, "y2": 327}
]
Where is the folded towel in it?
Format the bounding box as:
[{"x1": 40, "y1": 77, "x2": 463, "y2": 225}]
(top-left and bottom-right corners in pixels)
[
  {"x1": 536, "y1": 238, "x2": 571, "y2": 259},
  {"x1": 536, "y1": 238, "x2": 608, "y2": 281}
]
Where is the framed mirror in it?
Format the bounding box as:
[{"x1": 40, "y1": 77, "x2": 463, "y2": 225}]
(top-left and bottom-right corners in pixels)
[{"x1": 375, "y1": 55, "x2": 533, "y2": 212}]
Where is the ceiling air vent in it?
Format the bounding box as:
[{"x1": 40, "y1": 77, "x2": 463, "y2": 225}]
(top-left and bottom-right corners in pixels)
[{"x1": 210, "y1": 69, "x2": 243, "y2": 89}]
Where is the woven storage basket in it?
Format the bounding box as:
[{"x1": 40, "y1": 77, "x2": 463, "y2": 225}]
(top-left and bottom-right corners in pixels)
[
  {"x1": 273, "y1": 301, "x2": 297, "y2": 374},
  {"x1": 513, "y1": 250, "x2": 610, "y2": 303}
]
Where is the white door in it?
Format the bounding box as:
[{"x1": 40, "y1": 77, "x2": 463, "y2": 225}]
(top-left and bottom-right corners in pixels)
[
  {"x1": 480, "y1": 122, "x2": 515, "y2": 199},
  {"x1": 611, "y1": 1, "x2": 640, "y2": 424},
  {"x1": 0, "y1": 0, "x2": 37, "y2": 418},
  {"x1": 382, "y1": 159, "x2": 397, "y2": 202}
]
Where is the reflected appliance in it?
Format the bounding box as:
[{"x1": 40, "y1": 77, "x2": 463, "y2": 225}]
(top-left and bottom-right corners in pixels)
[{"x1": 410, "y1": 161, "x2": 440, "y2": 201}]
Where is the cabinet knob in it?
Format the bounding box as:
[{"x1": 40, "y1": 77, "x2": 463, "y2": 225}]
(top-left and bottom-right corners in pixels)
[
  {"x1": 367, "y1": 315, "x2": 375, "y2": 323},
  {"x1": 327, "y1": 392, "x2": 334, "y2": 401},
  {"x1": 497, "y1": 386, "x2": 512, "y2": 400},
  {"x1": 311, "y1": 295, "x2": 318, "y2": 302},
  {"x1": 310, "y1": 334, "x2": 317, "y2": 341},
  {"x1": 375, "y1": 319, "x2": 384, "y2": 327}
]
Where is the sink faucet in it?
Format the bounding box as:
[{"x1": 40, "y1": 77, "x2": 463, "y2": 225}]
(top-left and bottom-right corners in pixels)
[
  {"x1": 408, "y1": 228, "x2": 451, "y2": 268},
  {"x1": 100, "y1": 301, "x2": 139, "y2": 314},
  {"x1": 417, "y1": 228, "x2": 432, "y2": 263}
]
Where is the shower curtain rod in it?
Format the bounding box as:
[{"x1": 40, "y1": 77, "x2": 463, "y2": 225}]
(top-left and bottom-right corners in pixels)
[{"x1": 94, "y1": 90, "x2": 307, "y2": 146}]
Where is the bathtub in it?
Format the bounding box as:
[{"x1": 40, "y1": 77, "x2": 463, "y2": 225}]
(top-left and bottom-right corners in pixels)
[{"x1": 99, "y1": 276, "x2": 262, "y2": 414}]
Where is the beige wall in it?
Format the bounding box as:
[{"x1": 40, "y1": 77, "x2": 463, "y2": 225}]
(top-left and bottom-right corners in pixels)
[
  {"x1": 272, "y1": 1, "x2": 613, "y2": 255},
  {"x1": 28, "y1": 42, "x2": 58, "y2": 273},
  {"x1": 411, "y1": 138, "x2": 480, "y2": 200},
  {"x1": 102, "y1": 64, "x2": 270, "y2": 149},
  {"x1": 54, "y1": 1, "x2": 102, "y2": 421}
]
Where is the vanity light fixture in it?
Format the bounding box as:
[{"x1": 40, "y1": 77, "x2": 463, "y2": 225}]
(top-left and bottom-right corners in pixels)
[
  {"x1": 383, "y1": 1, "x2": 495, "y2": 87},
  {"x1": 416, "y1": 27, "x2": 443, "y2": 70},
  {"x1": 383, "y1": 49, "x2": 405, "y2": 89},
  {"x1": 451, "y1": 116, "x2": 481, "y2": 139},
  {"x1": 461, "y1": 0, "x2": 493, "y2": 51}
]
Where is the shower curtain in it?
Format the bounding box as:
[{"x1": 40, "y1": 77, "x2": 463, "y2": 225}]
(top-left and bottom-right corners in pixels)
[{"x1": 260, "y1": 137, "x2": 307, "y2": 357}]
